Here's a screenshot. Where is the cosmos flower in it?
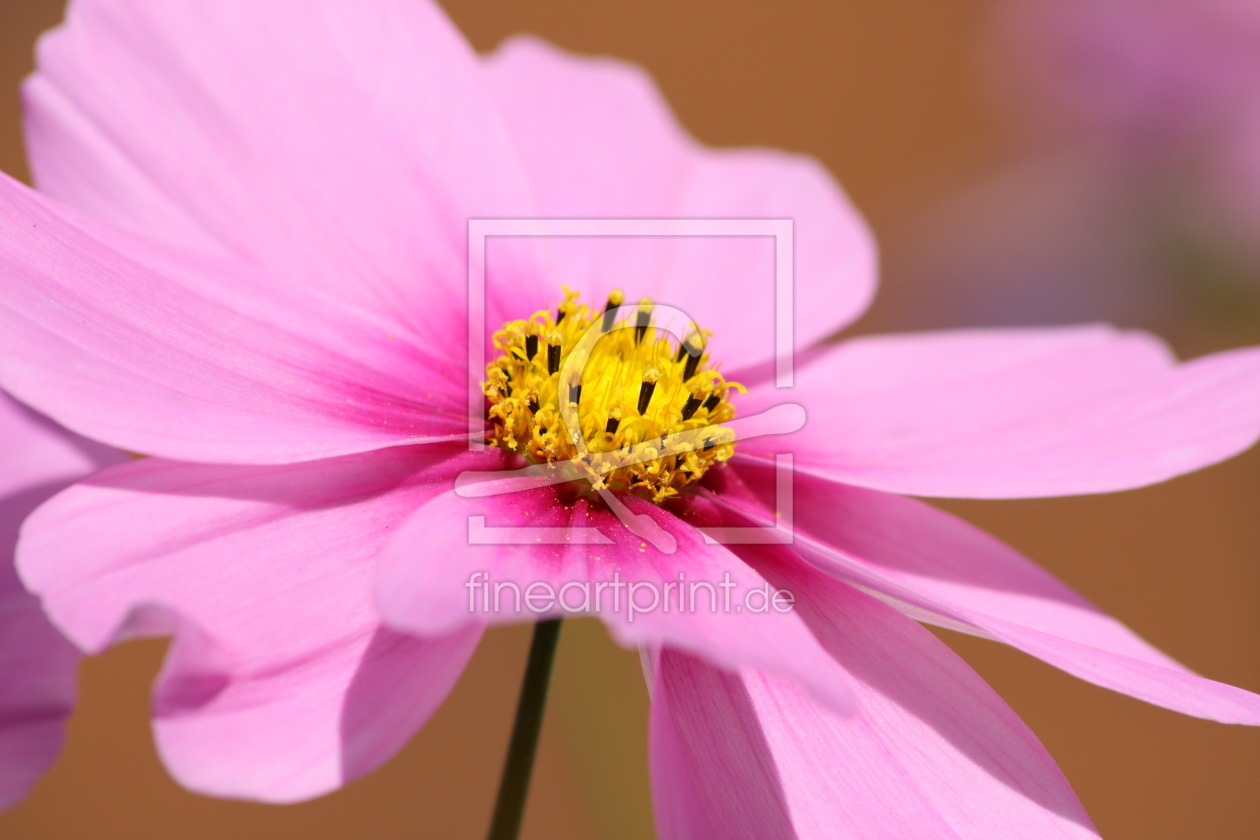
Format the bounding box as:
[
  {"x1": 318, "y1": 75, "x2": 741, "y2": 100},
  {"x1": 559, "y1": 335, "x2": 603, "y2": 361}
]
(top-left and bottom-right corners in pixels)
[
  {"x1": 996, "y1": 0, "x2": 1260, "y2": 148},
  {"x1": 892, "y1": 0, "x2": 1260, "y2": 332},
  {"x1": 0, "y1": 392, "x2": 121, "y2": 809},
  {"x1": 997, "y1": 0, "x2": 1260, "y2": 265},
  {"x1": 2, "y1": 1, "x2": 1260, "y2": 836}
]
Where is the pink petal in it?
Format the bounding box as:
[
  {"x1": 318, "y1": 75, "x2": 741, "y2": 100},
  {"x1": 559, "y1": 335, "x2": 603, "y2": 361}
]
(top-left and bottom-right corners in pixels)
[
  {"x1": 704, "y1": 461, "x2": 1260, "y2": 724},
  {"x1": 0, "y1": 392, "x2": 122, "y2": 497},
  {"x1": 0, "y1": 177, "x2": 479, "y2": 463},
  {"x1": 152, "y1": 617, "x2": 480, "y2": 804},
  {"x1": 649, "y1": 564, "x2": 1098, "y2": 839},
  {"x1": 739, "y1": 325, "x2": 1260, "y2": 497},
  {"x1": 17, "y1": 443, "x2": 492, "y2": 801},
  {"x1": 485, "y1": 37, "x2": 877, "y2": 376},
  {"x1": 0, "y1": 508, "x2": 78, "y2": 812},
  {"x1": 24, "y1": 0, "x2": 546, "y2": 331},
  {"x1": 373, "y1": 487, "x2": 854, "y2": 714},
  {"x1": 645, "y1": 676, "x2": 718, "y2": 840},
  {"x1": 0, "y1": 394, "x2": 120, "y2": 809}
]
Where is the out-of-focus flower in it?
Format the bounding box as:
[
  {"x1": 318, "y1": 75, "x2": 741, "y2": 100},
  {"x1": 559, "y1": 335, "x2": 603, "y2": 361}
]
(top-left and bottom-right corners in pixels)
[
  {"x1": 892, "y1": 0, "x2": 1260, "y2": 332},
  {"x1": 999, "y1": 0, "x2": 1260, "y2": 146},
  {"x1": 0, "y1": 392, "x2": 121, "y2": 809},
  {"x1": 2, "y1": 2, "x2": 1260, "y2": 836},
  {"x1": 1002, "y1": 0, "x2": 1260, "y2": 263}
]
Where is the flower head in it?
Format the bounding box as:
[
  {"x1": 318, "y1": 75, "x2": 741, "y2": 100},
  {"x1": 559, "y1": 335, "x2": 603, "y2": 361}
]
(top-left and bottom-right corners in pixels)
[
  {"x1": 2, "y1": 1, "x2": 1260, "y2": 835},
  {"x1": 482, "y1": 288, "x2": 740, "y2": 501}
]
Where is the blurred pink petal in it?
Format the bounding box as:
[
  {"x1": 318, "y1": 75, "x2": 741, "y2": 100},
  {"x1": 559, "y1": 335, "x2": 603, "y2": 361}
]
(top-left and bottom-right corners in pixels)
[
  {"x1": 739, "y1": 326, "x2": 1260, "y2": 497},
  {"x1": 0, "y1": 392, "x2": 122, "y2": 809},
  {"x1": 18, "y1": 444, "x2": 485, "y2": 801},
  {"x1": 648, "y1": 563, "x2": 1097, "y2": 839},
  {"x1": 997, "y1": 0, "x2": 1260, "y2": 146},
  {"x1": 886, "y1": 146, "x2": 1182, "y2": 329}
]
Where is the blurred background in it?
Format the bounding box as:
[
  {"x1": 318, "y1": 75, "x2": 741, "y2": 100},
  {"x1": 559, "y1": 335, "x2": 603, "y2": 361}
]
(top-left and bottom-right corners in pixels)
[{"x1": 0, "y1": 1, "x2": 1257, "y2": 837}]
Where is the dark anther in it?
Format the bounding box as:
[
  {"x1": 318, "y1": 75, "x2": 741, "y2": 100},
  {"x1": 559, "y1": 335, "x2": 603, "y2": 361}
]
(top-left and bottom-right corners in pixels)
[
  {"x1": 675, "y1": 342, "x2": 689, "y2": 363},
  {"x1": 568, "y1": 383, "x2": 582, "y2": 405},
  {"x1": 681, "y1": 394, "x2": 703, "y2": 421},
  {"x1": 637, "y1": 380, "x2": 657, "y2": 415},
  {"x1": 703, "y1": 394, "x2": 721, "y2": 413},
  {"x1": 528, "y1": 397, "x2": 540, "y2": 414},
  {"x1": 634, "y1": 309, "x2": 651, "y2": 344},
  {"x1": 606, "y1": 414, "x2": 621, "y2": 434},
  {"x1": 602, "y1": 297, "x2": 619, "y2": 332},
  {"x1": 683, "y1": 350, "x2": 702, "y2": 381},
  {"x1": 525, "y1": 334, "x2": 539, "y2": 360},
  {"x1": 555, "y1": 308, "x2": 567, "y2": 325},
  {"x1": 702, "y1": 438, "x2": 714, "y2": 452},
  {"x1": 547, "y1": 344, "x2": 561, "y2": 375}
]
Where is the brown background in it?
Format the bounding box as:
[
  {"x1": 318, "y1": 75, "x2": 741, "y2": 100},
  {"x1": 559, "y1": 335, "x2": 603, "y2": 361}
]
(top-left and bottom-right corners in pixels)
[{"x1": 1, "y1": 1, "x2": 1257, "y2": 838}]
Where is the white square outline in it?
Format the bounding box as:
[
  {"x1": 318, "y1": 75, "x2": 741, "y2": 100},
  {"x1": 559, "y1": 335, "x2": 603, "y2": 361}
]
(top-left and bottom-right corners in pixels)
[{"x1": 466, "y1": 218, "x2": 795, "y2": 545}]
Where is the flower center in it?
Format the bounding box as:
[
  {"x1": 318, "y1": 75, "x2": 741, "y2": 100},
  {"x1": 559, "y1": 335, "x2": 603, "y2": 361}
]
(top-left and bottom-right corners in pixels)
[{"x1": 483, "y1": 288, "x2": 742, "y2": 503}]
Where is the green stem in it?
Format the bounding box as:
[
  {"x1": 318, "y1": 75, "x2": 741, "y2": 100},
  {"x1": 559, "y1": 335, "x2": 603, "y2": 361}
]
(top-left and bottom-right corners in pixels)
[{"x1": 486, "y1": 619, "x2": 563, "y2": 840}]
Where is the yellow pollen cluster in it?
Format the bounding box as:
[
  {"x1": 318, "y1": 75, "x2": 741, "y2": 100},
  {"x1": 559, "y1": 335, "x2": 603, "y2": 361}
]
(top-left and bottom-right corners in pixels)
[{"x1": 483, "y1": 288, "x2": 743, "y2": 503}]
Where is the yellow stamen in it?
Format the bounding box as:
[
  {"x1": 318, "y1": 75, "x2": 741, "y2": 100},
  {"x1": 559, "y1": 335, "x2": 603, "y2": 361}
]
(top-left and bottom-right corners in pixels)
[{"x1": 483, "y1": 288, "x2": 743, "y2": 503}]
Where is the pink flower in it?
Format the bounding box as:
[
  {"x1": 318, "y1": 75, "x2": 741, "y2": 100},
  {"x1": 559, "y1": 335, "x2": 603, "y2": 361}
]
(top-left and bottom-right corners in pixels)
[
  {"x1": 0, "y1": 392, "x2": 121, "y2": 809},
  {"x1": 892, "y1": 0, "x2": 1260, "y2": 331},
  {"x1": 3, "y1": 1, "x2": 1260, "y2": 835},
  {"x1": 985, "y1": 0, "x2": 1260, "y2": 292},
  {"x1": 996, "y1": 0, "x2": 1260, "y2": 147}
]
